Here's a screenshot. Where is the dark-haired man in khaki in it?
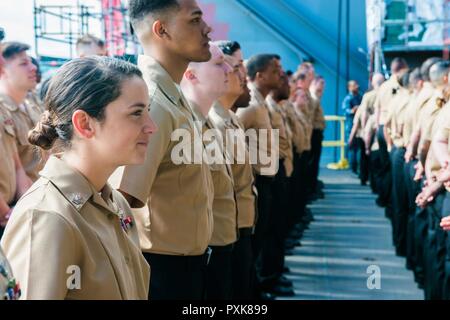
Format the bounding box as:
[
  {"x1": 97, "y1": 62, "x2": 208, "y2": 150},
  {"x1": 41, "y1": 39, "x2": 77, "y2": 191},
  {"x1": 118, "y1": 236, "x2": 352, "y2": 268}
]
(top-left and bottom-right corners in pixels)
[{"x1": 114, "y1": 0, "x2": 214, "y2": 300}]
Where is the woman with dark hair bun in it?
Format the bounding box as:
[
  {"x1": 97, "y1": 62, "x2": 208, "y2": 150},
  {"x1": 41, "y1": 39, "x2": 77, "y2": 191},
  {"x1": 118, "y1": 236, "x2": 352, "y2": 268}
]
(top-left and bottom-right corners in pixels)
[{"x1": 1, "y1": 56, "x2": 157, "y2": 300}]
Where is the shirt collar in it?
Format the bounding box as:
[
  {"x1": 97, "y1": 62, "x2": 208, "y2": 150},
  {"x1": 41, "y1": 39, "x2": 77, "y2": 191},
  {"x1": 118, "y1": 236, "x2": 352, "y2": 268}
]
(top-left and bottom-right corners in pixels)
[
  {"x1": 189, "y1": 99, "x2": 213, "y2": 128},
  {"x1": 248, "y1": 82, "x2": 267, "y2": 106},
  {"x1": 266, "y1": 95, "x2": 282, "y2": 112},
  {"x1": 40, "y1": 155, "x2": 116, "y2": 213},
  {"x1": 0, "y1": 94, "x2": 18, "y2": 112},
  {"x1": 212, "y1": 101, "x2": 232, "y2": 121},
  {"x1": 138, "y1": 55, "x2": 182, "y2": 107}
]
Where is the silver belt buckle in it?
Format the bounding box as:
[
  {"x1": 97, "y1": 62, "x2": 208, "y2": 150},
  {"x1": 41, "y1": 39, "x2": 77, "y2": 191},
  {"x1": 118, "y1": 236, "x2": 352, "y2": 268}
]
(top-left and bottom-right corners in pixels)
[{"x1": 206, "y1": 247, "x2": 212, "y2": 265}]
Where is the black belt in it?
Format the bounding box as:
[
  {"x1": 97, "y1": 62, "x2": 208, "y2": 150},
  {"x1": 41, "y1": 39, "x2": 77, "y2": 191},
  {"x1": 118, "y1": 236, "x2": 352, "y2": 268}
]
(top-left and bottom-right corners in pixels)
[
  {"x1": 209, "y1": 243, "x2": 234, "y2": 253},
  {"x1": 239, "y1": 227, "x2": 253, "y2": 237},
  {"x1": 143, "y1": 248, "x2": 212, "y2": 269}
]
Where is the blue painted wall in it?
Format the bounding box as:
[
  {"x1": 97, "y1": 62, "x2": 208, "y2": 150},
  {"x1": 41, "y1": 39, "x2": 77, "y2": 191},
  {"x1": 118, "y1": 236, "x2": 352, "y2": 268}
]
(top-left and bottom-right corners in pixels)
[{"x1": 199, "y1": 0, "x2": 369, "y2": 163}]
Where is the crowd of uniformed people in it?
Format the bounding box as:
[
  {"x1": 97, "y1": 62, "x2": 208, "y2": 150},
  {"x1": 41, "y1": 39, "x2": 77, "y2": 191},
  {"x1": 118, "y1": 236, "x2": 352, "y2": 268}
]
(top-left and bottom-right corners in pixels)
[
  {"x1": 347, "y1": 55, "x2": 450, "y2": 300},
  {"x1": 3, "y1": 0, "x2": 449, "y2": 302},
  {"x1": 0, "y1": 0, "x2": 327, "y2": 300}
]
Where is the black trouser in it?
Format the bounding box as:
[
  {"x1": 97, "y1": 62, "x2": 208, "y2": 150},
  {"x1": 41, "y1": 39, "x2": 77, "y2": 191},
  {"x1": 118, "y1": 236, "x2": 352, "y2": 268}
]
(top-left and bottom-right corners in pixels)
[
  {"x1": 424, "y1": 191, "x2": 445, "y2": 300},
  {"x1": 252, "y1": 175, "x2": 274, "y2": 260},
  {"x1": 303, "y1": 150, "x2": 314, "y2": 197},
  {"x1": 355, "y1": 137, "x2": 369, "y2": 184},
  {"x1": 260, "y1": 160, "x2": 289, "y2": 285},
  {"x1": 143, "y1": 251, "x2": 210, "y2": 300},
  {"x1": 404, "y1": 159, "x2": 422, "y2": 272},
  {"x1": 288, "y1": 151, "x2": 308, "y2": 230},
  {"x1": 206, "y1": 244, "x2": 234, "y2": 300},
  {"x1": 391, "y1": 146, "x2": 408, "y2": 256},
  {"x1": 376, "y1": 125, "x2": 392, "y2": 206},
  {"x1": 310, "y1": 129, "x2": 324, "y2": 193},
  {"x1": 232, "y1": 228, "x2": 253, "y2": 300},
  {"x1": 441, "y1": 192, "x2": 450, "y2": 299},
  {"x1": 369, "y1": 149, "x2": 382, "y2": 194},
  {"x1": 413, "y1": 177, "x2": 428, "y2": 288}
]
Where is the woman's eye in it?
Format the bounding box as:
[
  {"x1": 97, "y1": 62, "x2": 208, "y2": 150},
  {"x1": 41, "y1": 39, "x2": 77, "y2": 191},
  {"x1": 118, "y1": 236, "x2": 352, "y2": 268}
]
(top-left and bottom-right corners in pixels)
[{"x1": 132, "y1": 110, "x2": 143, "y2": 117}]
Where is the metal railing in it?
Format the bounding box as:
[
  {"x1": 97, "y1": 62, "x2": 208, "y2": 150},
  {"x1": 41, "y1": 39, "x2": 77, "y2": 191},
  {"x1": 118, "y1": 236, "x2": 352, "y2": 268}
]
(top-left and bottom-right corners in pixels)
[{"x1": 322, "y1": 115, "x2": 349, "y2": 170}]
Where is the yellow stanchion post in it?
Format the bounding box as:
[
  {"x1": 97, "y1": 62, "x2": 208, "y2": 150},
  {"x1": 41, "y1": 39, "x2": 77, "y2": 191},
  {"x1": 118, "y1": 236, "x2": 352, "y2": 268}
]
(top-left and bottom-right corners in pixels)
[{"x1": 323, "y1": 115, "x2": 349, "y2": 170}]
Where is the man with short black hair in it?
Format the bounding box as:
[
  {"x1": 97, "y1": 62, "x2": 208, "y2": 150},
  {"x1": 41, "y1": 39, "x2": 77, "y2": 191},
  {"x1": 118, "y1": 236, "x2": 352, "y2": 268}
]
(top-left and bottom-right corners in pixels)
[
  {"x1": 236, "y1": 53, "x2": 282, "y2": 298},
  {"x1": 114, "y1": 0, "x2": 214, "y2": 300}
]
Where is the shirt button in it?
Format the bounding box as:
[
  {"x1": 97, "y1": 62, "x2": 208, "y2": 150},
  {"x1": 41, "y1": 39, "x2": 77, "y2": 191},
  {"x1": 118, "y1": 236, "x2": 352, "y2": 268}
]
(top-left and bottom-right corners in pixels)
[{"x1": 124, "y1": 257, "x2": 130, "y2": 265}]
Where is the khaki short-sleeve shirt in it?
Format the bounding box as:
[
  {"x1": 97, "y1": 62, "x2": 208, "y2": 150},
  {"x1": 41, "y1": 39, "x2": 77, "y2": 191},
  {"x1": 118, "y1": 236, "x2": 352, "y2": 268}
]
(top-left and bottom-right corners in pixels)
[
  {"x1": 0, "y1": 94, "x2": 44, "y2": 181},
  {"x1": 1, "y1": 156, "x2": 150, "y2": 300},
  {"x1": 208, "y1": 102, "x2": 256, "y2": 229},
  {"x1": 236, "y1": 84, "x2": 278, "y2": 176},
  {"x1": 266, "y1": 95, "x2": 293, "y2": 177},
  {"x1": 113, "y1": 55, "x2": 214, "y2": 256},
  {"x1": 0, "y1": 106, "x2": 17, "y2": 204},
  {"x1": 191, "y1": 103, "x2": 237, "y2": 247}
]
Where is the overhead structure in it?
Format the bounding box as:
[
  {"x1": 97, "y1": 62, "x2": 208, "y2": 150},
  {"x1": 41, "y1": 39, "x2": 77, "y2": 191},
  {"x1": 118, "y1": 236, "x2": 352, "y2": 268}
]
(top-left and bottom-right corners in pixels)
[
  {"x1": 33, "y1": 0, "x2": 139, "y2": 60},
  {"x1": 367, "y1": 0, "x2": 450, "y2": 77}
]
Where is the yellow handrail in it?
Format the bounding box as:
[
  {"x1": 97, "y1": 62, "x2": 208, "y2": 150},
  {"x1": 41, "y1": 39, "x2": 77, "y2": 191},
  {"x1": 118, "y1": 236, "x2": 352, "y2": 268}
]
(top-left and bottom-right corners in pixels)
[{"x1": 322, "y1": 115, "x2": 349, "y2": 170}]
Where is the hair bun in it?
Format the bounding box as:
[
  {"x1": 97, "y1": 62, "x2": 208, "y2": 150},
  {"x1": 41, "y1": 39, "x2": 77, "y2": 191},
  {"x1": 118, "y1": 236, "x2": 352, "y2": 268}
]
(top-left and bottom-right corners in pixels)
[{"x1": 28, "y1": 111, "x2": 58, "y2": 150}]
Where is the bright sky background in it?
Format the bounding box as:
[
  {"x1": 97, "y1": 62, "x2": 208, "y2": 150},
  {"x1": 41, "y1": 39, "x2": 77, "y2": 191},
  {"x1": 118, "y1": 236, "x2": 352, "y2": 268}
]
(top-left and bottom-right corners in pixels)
[{"x1": 1, "y1": 0, "x2": 104, "y2": 58}]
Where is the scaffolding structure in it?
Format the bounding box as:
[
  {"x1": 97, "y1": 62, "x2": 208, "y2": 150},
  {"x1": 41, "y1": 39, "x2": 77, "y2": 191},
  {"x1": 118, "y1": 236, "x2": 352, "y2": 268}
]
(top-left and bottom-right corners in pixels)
[
  {"x1": 33, "y1": 0, "x2": 139, "y2": 61},
  {"x1": 367, "y1": 0, "x2": 450, "y2": 77}
]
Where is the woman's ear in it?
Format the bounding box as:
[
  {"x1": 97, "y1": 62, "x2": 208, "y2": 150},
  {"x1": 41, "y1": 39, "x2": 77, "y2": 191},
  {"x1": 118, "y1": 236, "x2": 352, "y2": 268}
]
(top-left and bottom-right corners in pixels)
[{"x1": 72, "y1": 110, "x2": 95, "y2": 139}]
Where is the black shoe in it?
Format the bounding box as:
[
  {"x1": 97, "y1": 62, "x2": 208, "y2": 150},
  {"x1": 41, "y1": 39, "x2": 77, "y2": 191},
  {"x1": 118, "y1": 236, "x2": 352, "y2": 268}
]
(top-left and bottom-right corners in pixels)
[
  {"x1": 259, "y1": 291, "x2": 276, "y2": 300},
  {"x1": 318, "y1": 180, "x2": 324, "y2": 189},
  {"x1": 307, "y1": 193, "x2": 319, "y2": 202},
  {"x1": 277, "y1": 276, "x2": 293, "y2": 288},
  {"x1": 376, "y1": 197, "x2": 387, "y2": 208},
  {"x1": 396, "y1": 247, "x2": 407, "y2": 257},
  {"x1": 288, "y1": 230, "x2": 303, "y2": 239},
  {"x1": 284, "y1": 249, "x2": 294, "y2": 256},
  {"x1": 285, "y1": 239, "x2": 301, "y2": 249},
  {"x1": 267, "y1": 285, "x2": 295, "y2": 297}
]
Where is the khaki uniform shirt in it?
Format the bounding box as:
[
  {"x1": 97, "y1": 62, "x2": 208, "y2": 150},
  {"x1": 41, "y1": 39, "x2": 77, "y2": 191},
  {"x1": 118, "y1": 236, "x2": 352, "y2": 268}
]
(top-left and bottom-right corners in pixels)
[
  {"x1": 418, "y1": 89, "x2": 446, "y2": 151},
  {"x1": 0, "y1": 94, "x2": 44, "y2": 181},
  {"x1": 364, "y1": 114, "x2": 380, "y2": 151},
  {"x1": 302, "y1": 89, "x2": 315, "y2": 123},
  {"x1": 236, "y1": 83, "x2": 278, "y2": 176},
  {"x1": 374, "y1": 75, "x2": 400, "y2": 126},
  {"x1": 113, "y1": 55, "x2": 214, "y2": 256},
  {"x1": 401, "y1": 91, "x2": 420, "y2": 147},
  {"x1": 412, "y1": 82, "x2": 436, "y2": 133},
  {"x1": 357, "y1": 90, "x2": 378, "y2": 133},
  {"x1": 1, "y1": 156, "x2": 150, "y2": 300},
  {"x1": 191, "y1": 103, "x2": 238, "y2": 247},
  {"x1": 295, "y1": 107, "x2": 313, "y2": 152},
  {"x1": 266, "y1": 95, "x2": 293, "y2": 177},
  {"x1": 280, "y1": 101, "x2": 304, "y2": 155},
  {"x1": 385, "y1": 88, "x2": 411, "y2": 148},
  {"x1": 310, "y1": 92, "x2": 326, "y2": 130},
  {"x1": 431, "y1": 101, "x2": 450, "y2": 191},
  {"x1": 208, "y1": 102, "x2": 256, "y2": 229},
  {"x1": 0, "y1": 107, "x2": 17, "y2": 204}
]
